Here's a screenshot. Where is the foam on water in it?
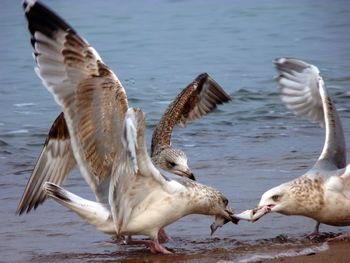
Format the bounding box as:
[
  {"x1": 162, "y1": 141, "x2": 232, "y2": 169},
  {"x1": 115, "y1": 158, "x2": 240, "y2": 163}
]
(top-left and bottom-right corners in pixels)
[
  {"x1": 14, "y1": 103, "x2": 36, "y2": 107},
  {"x1": 236, "y1": 243, "x2": 329, "y2": 263},
  {"x1": 5, "y1": 129, "x2": 29, "y2": 134}
]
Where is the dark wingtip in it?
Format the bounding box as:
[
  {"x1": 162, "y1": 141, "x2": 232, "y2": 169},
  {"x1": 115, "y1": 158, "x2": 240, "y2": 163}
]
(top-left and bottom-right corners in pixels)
[
  {"x1": 23, "y1": 0, "x2": 75, "y2": 38},
  {"x1": 15, "y1": 207, "x2": 23, "y2": 216},
  {"x1": 202, "y1": 73, "x2": 232, "y2": 103},
  {"x1": 196, "y1": 72, "x2": 209, "y2": 81},
  {"x1": 44, "y1": 183, "x2": 71, "y2": 202},
  {"x1": 22, "y1": 0, "x2": 33, "y2": 11}
]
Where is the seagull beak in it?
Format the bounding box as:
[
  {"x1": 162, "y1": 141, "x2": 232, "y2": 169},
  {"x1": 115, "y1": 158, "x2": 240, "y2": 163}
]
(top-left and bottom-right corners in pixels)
[
  {"x1": 183, "y1": 168, "x2": 195, "y2": 180},
  {"x1": 230, "y1": 214, "x2": 240, "y2": 224},
  {"x1": 175, "y1": 167, "x2": 196, "y2": 180},
  {"x1": 225, "y1": 208, "x2": 239, "y2": 224},
  {"x1": 188, "y1": 172, "x2": 196, "y2": 181}
]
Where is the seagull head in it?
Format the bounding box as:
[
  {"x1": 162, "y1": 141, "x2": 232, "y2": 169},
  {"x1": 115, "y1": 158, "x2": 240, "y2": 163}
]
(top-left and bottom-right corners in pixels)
[
  {"x1": 250, "y1": 177, "x2": 323, "y2": 222},
  {"x1": 157, "y1": 147, "x2": 195, "y2": 180},
  {"x1": 252, "y1": 183, "x2": 291, "y2": 221}
]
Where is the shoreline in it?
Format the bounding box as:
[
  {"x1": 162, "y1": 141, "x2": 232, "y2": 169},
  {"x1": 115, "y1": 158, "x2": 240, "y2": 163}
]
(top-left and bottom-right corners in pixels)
[
  {"x1": 266, "y1": 239, "x2": 350, "y2": 263},
  {"x1": 120, "y1": 238, "x2": 350, "y2": 263}
]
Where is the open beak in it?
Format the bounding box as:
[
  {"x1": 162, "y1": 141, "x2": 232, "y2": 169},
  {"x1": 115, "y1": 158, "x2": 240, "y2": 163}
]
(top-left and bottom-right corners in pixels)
[{"x1": 234, "y1": 205, "x2": 274, "y2": 222}]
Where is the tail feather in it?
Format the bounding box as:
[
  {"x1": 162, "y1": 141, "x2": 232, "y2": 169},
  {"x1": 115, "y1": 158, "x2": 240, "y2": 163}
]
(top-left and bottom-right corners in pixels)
[{"x1": 43, "y1": 182, "x2": 114, "y2": 235}]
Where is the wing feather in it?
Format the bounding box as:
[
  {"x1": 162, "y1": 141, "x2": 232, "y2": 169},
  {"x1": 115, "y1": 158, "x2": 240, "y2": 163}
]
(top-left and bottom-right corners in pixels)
[
  {"x1": 23, "y1": 0, "x2": 128, "y2": 202},
  {"x1": 275, "y1": 58, "x2": 346, "y2": 169},
  {"x1": 275, "y1": 58, "x2": 323, "y2": 125},
  {"x1": 151, "y1": 73, "x2": 231, "y2": 155},
  {"x1": 16, "y1": 113, "x2": 76, "y2": 214}
]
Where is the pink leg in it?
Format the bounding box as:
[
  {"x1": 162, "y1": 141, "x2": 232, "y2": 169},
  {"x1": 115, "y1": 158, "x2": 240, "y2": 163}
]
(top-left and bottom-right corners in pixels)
[
  {"x1": 306, "y1": 222, "x2": 320, "y2": 239},
  {"x1": 148, "y1": 240, "x2": 173, "y2": 254},
  {"x1": 158, "y1": 228, "x2": 170, "y2": 243},
  {"x1": 126, "y1": 236, "x2": 172, "y2": 254}
]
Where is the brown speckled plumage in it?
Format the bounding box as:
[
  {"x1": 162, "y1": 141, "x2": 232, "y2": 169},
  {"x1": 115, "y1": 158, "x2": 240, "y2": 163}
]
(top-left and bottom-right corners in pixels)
[
  {"x1": 249, "y1": 58, "x2": 350, "y2": 234},
  {"x1": 289, "y1": 175, "x2": 325, "y2": 214},
  {"x1": 17, "y1": 113, "x2": 76, "y2": 214},
  {"x1": 18, "y1": 0, "x2": 129, "y2": 213},
  {"x1": 151, "y1": 73, "x2": 231, "y2": 158},
  {"x1": 18, "y1": 1, "x2": 231, "y2": 215},
  {"x1": 110, "y1": 108, "x2": 233, "y2": 240}
]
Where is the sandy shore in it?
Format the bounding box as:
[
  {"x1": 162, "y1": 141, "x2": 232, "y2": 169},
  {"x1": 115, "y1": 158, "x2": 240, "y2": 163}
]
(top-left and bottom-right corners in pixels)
[
  {"x1": 121, "y1": 239, "x2": 350, "y2": 263},
  {"x1": 32, "y1": 236, "x2": 350, "y2": 262},
  {"x1": 266, "y1": 239, "x2": 350, "y2": 263}
]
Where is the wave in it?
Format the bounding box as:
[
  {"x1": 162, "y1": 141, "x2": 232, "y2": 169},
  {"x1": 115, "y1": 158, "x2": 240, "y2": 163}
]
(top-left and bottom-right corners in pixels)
[{"x1": 234, "y1": 242, "x2": 329, "y2": 263}]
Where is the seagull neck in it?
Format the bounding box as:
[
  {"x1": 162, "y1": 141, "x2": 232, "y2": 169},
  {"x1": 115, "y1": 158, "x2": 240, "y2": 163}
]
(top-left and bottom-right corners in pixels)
[
  {"x1": 185, "y1": 186, "x2": 218, "y2": 216},
  {"x1": 318, "y1": 88, "x2": 346, "y2": 168}
]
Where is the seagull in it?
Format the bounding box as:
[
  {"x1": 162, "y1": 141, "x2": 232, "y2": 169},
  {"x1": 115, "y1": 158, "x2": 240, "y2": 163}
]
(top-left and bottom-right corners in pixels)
[
  {"x1": 151, "y1": 73, "x2": 231, "y2": 179},
  {"x1": 235, "y1": 58, "x2": 350, "y2": 237},
  {"x1": 43, "y1": 108, "x2": 237, "y2": 254},
  {"x1": 20, "y1": 0, "x2": 236, "y2": 253},
  {"x1": 16, "y1": 1, "x2": 231, "y2": 215}
]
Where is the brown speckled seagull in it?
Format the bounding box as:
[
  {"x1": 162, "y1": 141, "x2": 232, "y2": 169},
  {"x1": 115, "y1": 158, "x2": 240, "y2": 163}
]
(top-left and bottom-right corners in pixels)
[
  {"x1": 19, "y1": 0, "x2": 236, "y2": 253},
  {"x1": 16, "y1": 34, "x2": 230, "y2": 215},
  {"x1": 151, "y1": 73, "x2": 231, "y2": 180},
  {"x1": 43, "y1": 108, "x2": 237, "y2": 254},
  {"x1": 19, "y1": 0, "x2": 129, "y2": 216},
  {"x1": 236, "y1": 58, "x2": 350, "y2": 239}
]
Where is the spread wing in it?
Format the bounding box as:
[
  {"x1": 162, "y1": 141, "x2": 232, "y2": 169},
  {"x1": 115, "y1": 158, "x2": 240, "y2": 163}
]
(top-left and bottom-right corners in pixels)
[
  {"x1": 151, "y1": 73, "x2": 231, "y2": 155},
  {"x1": 17, "y1": 113, "x2": 76, "y2": 214},
  {"x1": 275, "y1": 58, "x2": 324, "y2": 124},
  {"x1": 23, "y1": 0, "x2": 128, "y2": 202},
  {"x1": 275, "y1": 58, "x2": 346, "y2": 169},
  {"x1": 110, "y1": 108, "x2": 185, "y2": 234}
]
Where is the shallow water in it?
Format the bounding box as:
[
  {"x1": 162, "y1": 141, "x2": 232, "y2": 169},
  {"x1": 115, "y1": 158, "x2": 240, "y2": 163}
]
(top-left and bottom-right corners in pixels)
[{"x1": 1, "y1": 0, "x2": 350, "y2": 262}]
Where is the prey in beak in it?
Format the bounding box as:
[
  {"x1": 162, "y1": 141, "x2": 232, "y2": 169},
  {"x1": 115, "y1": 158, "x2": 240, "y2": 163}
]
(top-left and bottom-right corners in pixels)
[
  {"x1": 210, "y1": 209, "x2": 239, "y2": 235},
  {"x1": 234, "y1": 204, "x2": 275, "y2": 222}
]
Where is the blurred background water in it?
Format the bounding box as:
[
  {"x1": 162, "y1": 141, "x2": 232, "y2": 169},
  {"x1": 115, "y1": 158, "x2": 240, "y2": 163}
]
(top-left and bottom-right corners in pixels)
[{"x1": 0, "y1": 0, "x2": 350, "y2": 262}]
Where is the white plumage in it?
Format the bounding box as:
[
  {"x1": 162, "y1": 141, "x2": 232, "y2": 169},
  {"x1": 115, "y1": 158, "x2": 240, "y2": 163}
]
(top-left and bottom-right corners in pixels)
[{"x1": 236, "y1": 58, "x2": 349, "y2": 238}]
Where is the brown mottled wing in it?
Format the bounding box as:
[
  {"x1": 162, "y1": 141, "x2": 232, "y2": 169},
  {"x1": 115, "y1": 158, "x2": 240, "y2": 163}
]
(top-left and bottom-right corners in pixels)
[
  {"x1": 23, "y1": 1, "x2": 128, "y2": 202},
  {"x1": 16, "y1": 113, "x2": 76, "y2": 214},
  {"x1": 151, "y1": 73, "x2": 231, "y2": 155}
]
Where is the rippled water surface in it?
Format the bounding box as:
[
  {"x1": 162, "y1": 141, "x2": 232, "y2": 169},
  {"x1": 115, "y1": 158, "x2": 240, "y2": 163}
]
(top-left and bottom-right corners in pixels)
[{"x1": 1, "y1": 0, "x2": 350, "y2": 262}]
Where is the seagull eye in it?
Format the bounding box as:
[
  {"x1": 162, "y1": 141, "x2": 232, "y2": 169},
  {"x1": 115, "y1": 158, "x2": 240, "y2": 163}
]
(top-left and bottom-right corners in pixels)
[
  {"x1": 223, "y1": 198, "x2": 228, "y2": 206},
  {"x1": 271, "y1": 195, "x2": 280, "y2": 202},
  {"x1": 169, "y1": 161, "x2": 176, "y2": 167}
]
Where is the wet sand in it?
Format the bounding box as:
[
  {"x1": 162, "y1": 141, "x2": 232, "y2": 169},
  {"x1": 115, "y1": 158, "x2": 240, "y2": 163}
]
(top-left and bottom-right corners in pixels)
[
  {"x1": 267, "y1": 239, "x2": 350, "y2": 263},
  {"x1": 119, "y1": 238, "x2": 349, "y2": 263},
  {"x1": 32, "y1": 234, "x2": 349, "y2": 263}
]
